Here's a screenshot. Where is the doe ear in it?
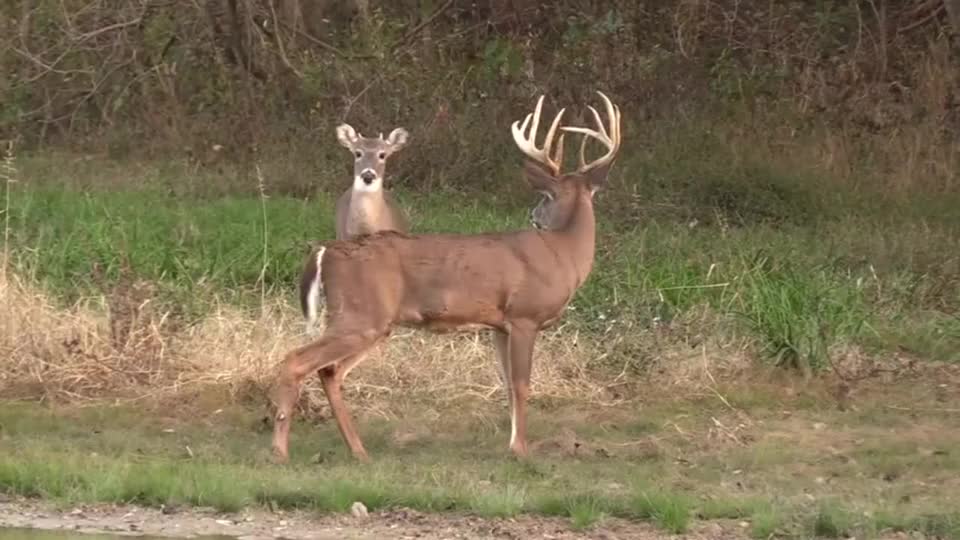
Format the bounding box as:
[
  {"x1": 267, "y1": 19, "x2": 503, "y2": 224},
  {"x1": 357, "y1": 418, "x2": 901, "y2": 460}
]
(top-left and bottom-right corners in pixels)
[
  {"x1": 385, "y1": 127, "x2": 409, "y2": 151},
  {"x1": 335, "y1": 123, "x2": 359, "y2": 150},
  {"x1": 523, "y1": 160, "x2": 557, "y2": 196}
]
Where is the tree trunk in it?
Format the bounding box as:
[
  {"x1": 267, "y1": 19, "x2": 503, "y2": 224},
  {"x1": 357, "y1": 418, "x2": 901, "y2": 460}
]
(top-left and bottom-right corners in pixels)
[{"x1": 945, "y1": 0, "x2": 960, "y2": 36}]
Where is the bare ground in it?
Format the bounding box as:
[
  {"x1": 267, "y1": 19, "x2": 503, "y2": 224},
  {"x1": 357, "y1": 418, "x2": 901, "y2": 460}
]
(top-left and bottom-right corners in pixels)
[{"x1": 0, "y1": 498, "x2": 747, "y2": 540}]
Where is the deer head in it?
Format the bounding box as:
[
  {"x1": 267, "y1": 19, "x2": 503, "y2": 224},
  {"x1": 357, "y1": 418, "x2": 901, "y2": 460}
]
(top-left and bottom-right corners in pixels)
[
  {"x1": 512, "y1": 91, "x2": 621, "y2": 231},
  {"x1": 335, "y1": 124, "x2": 410, "y2": 193}
]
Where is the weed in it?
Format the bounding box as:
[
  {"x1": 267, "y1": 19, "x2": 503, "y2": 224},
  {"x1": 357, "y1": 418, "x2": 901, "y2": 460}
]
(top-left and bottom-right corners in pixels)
[
  {"x1": 750, "y1": 505, "x2": 783, "y2": 539},
  {"x1": 470, "y1": 484, "x2": 526, "y2": 518},
  {"x1": 567, "y1": 495, "x2": 607, "y2": 530},
  {"x1": 811, "y1": 502, "x2": 854, "y2": 538},
  {"x1": 629, "y1": 488, "x2": 693, "y2": 534},
  {"x1": 531, "y1": 493, "x2": 608, "y2": 530},
  {"x1": 736, "y1": 253, "x2": 869, "y2": 373}
]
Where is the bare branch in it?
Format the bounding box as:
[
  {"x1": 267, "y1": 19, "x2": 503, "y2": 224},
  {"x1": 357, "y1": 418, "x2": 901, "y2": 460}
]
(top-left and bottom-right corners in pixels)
[
  {"x1": 73, "y1": 17, "x2": 143, "y2": 42},
  {"x1": 275, "y1": 19, "x2": 369, "y2": 59},
  {"x1": 267, "y1": 0, "x2": 302, "y2": 78},
  {"x1": 396, "y1": 0, "x2": 455, "y2": 49}
]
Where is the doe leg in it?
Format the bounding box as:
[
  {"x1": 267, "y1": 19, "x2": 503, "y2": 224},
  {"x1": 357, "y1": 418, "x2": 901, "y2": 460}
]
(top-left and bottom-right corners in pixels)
[
  {"x1": 270, "y1": 331, "x2": 381, "y2": 463},
  {"x1": 318, "y1": 351, "x2": 372, "y2": 462}
]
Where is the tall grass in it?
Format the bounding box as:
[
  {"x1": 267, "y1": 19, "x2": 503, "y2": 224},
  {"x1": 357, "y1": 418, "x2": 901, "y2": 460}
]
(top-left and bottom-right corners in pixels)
[
  {"x1": 1, "y1": 139, "x2": 16, "y2": 276},
  {"x1": 4, "y1": 151, "x2": 959, "y2": 381},
  {"x1": 735, "y1": 254, "x2": 870, "y2": 373}
]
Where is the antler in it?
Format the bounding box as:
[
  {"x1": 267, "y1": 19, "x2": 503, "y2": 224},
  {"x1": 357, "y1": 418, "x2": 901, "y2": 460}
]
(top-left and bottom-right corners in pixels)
[
  {"x1": 511, "y1": 95, "x2": 567, "y2": 176},
  {"x1": 561, "y1": 91, "x2": 621, "y2": 173}
]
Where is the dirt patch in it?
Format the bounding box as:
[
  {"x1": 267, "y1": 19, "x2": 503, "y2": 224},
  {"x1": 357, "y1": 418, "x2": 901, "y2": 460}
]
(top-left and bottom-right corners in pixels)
[{"x1": 0, "y1": 498, "x2": 747, "y2": 540}]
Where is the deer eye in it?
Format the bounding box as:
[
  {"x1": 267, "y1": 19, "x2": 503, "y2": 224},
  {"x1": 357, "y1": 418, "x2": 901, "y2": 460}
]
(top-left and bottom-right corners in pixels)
[
  {"x1": 354, "y1": 151, "x2": 362, "y2": 158},
  {"x1": 378, "y1": 152, "x2": 386, "y2": 160}
]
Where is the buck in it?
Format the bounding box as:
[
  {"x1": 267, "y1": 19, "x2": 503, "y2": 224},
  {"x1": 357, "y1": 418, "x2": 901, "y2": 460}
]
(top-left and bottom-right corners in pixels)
[
  {"x1": 301, "y1": 123, "x2": 412, "y2": 334},
  {"x1": 271, "y1": 91, "x2": 622, "y2": 462}
]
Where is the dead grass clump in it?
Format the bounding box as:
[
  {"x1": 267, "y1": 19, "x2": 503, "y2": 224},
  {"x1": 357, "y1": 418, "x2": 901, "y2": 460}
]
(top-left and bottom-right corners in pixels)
[
  {"x1": 0, "y1": 272, "x2": 176, "y2": 400},
  {"x1": 0, "y1": 271, "x2": 658, "y2": 414}
]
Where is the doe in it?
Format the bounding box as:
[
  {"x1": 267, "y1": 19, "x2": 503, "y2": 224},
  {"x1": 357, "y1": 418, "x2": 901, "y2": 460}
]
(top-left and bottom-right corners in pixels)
[{"x1": 301, "y1": 123, "x2": 412, "y2": 334}]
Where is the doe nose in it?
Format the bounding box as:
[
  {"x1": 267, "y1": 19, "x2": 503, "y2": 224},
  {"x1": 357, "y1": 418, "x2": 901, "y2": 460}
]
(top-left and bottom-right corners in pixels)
[{"x1": 360, "y1": 170, "x2": 376, "y2": 184}]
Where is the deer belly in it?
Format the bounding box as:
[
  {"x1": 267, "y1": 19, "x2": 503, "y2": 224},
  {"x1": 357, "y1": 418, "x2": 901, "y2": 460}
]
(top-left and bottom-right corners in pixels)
[
  {"x1": 395, "y1": 285, "x2": 504, "y2": 332},
  {"x1": 419, "y1": 321, "x2": 495, "y2": 334}
]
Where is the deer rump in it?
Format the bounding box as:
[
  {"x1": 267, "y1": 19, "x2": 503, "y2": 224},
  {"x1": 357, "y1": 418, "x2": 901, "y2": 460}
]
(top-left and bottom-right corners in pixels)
[{"x1": 299, "y1": 230, "x2": 578, "y2": 334}]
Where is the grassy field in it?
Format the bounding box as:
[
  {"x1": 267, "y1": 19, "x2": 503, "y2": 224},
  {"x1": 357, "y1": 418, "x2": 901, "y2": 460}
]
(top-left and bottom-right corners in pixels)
[
  {"x1": 1, "y1": 150, "x2": 959, "y2": 538},
  {"x1": 1, "y1": 378, "x2": 958, "y2": 538},
  {"x1": 4, "y1": 151, "x2": 959, "y2": 372},
  {"x1": 3, "y1": 2, "x2": 959, "y2": 536}
]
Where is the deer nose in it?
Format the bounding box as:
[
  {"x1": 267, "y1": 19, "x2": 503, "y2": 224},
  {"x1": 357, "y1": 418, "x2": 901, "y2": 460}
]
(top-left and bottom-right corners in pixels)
[{"x1": 360, "y1": 170, "x2": 376, "y2": 184}]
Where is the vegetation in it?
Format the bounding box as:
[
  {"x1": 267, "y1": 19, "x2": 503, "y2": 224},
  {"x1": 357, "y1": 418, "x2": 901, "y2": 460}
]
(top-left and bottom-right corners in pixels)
[
  {"x1": 1, "y1": 389, "x2": 958, "y2": 538},
  {"x1": 1, "y1": 0, "x2": 959, "y2": 537}
]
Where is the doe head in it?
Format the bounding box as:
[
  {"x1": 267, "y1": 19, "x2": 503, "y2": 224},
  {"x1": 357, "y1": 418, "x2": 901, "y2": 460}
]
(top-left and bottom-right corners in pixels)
[{"x1": 336, "y1": 123, "x2": 410, "y2": 193}]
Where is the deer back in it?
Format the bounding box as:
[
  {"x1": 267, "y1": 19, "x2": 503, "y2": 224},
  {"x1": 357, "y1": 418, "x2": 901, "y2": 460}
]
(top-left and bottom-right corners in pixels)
[{"x1": 320, "y1": 229, "x2": 583, "y2": 333}]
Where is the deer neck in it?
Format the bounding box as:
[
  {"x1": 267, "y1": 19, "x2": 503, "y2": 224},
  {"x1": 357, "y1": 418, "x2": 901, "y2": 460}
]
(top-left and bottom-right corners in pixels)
[
  {"x1": 552, "y1": 192, "x2": 597, "y2": 288},
  {"x1": 347, "y1": 189, "x2": 386, "y2": 233}
]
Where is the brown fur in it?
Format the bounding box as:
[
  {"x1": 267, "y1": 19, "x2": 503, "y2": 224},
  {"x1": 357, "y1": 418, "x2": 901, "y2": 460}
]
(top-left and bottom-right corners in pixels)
[
  {"x1": 334, "y1": 188, "x2": 409, "y2": 240},
  {"x1": 271, "y1": 92, "x2": 621, "y2": 462}
]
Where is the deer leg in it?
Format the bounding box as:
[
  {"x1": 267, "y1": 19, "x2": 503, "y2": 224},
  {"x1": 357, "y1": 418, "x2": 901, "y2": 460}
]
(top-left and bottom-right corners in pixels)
[
  {"x1": 492, "y1": 330, "x2": 513, "y2": 409},
  {"x1": 318, "y1": 351, "x2": 371, "y2": 462},
  {"x1": 270, "y1": 330, "x2": 381, "y2": 463},
  {"x1": 507, "y1": 326, "x2": 537, "y2": 457}
]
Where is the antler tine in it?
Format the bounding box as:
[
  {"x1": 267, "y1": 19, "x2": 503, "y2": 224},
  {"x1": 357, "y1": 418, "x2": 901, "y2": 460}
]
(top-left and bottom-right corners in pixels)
[
  {"x1": 577, "y1": 132, "x2": 589, "y2": 170},
  {"x1": 551, "y1": 133, "x2": 565, "y2": 171},
  {"x1": 542, "y1": 106, "x2": 565, "y2": 169},
  {"x1": 529, "y1": 95, "x2": 543, "y2": 146},
  {"x1": 511, "y1": 95, "x2": 566, "y2": 175},
  {"x1": 561, "y1": 90, "x2": 622, "y2": 173}
]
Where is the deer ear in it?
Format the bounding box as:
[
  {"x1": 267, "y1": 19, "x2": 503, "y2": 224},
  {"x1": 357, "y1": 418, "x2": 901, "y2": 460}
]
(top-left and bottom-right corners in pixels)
[
  {"x1": 584, "y1": 160, "x2": 614, "y2": 193},
  {"x1": 336, "y1": 124, "x2": 359, "y2": 149},
  {"x1": 386, "y1": 127, "x2": 409, "y2": 150},
  {"x1": 523, "y1": 160, "x2": 557, "y2": 196}
]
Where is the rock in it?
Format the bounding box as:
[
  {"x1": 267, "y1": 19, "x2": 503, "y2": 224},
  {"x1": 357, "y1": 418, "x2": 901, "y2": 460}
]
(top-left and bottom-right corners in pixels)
[
  {"x1": 703, "y1": 522, "x2": 725, "y2": 537},
  {"x1": 350, "y1": 502, "x2": 369, "y2": 518}
]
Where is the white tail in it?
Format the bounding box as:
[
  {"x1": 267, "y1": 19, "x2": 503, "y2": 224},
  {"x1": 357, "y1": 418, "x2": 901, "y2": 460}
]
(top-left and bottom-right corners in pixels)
[{"x1": 299, "y1": 246, "x2": 326, "y2": 335}]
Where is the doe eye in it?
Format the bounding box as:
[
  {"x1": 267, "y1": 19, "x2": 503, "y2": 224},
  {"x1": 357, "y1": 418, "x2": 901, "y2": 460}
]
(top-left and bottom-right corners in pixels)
[
  {"x1": 354, "y1": 151, "x2": 362, "y2": 158},
  {"x1": 378, "y1": 152, "x2": 386, "y2": 160}
]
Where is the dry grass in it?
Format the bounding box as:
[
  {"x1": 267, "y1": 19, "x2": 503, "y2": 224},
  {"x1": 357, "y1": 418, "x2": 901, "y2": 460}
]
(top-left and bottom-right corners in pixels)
[{"x1": 2, "y1": 270, "x2": 737, "y2": 413}]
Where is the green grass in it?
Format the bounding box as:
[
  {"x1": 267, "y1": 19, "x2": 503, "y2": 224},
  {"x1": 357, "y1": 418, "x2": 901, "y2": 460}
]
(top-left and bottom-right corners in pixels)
[
  {"x1": 749, "y1": 504, "x2": 783, "y2": 539},
  {"x1": 2, "y1": 399, "x2": 958, "y2": 537},
  {"x1": 5, "y1": 152, "x2": 960, "y2": 371},
  {"x1": 567, "y1": 495, "x2": 607, "y2": 530},
  {"x1": 811, "y1": 502, "x2": 855, "y2": 538},
  {"x1": 628, "y1": 488, "x2": 694, "y2": 533}
]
